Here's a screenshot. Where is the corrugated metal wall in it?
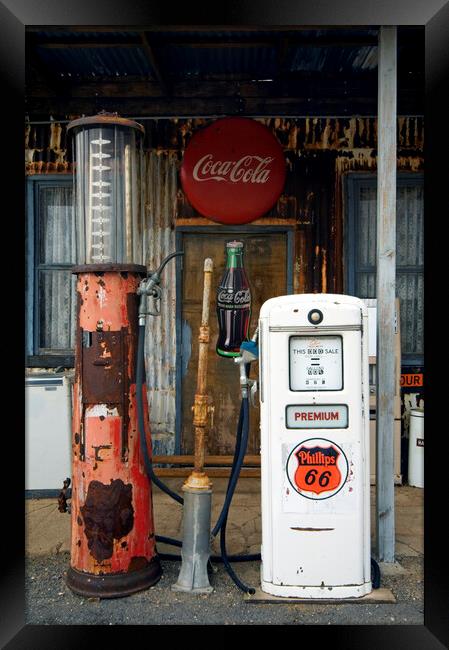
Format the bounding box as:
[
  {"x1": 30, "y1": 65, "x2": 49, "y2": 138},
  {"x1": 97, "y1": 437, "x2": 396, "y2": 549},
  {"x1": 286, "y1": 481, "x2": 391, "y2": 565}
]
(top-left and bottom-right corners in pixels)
[
  {"x1": 143, "y1": 150, "x2": 178, "y2": 454},
  {"x1": 25, "y1": 116, "x2": 424, "y2": 454}
]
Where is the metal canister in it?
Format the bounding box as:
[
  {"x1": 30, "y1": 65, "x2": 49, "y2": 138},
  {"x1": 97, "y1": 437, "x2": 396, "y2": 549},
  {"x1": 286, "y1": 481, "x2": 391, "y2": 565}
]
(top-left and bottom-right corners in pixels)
[{"x1": 408, "y1": 408, "x2": 424, "y2": 488}]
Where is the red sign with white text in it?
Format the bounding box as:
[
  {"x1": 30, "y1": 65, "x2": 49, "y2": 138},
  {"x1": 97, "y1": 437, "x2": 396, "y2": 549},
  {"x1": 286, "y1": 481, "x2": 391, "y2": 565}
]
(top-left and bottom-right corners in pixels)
[
  {"x1": 294, "y1": 445, "x2": 342, "y2": 496},
  {"x1": 180, "y1": 117, "x2": 286, "y2": 224}
]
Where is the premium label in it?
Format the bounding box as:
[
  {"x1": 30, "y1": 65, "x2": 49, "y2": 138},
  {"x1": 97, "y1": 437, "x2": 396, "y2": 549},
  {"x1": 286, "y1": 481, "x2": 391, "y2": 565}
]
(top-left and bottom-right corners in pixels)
[{"x1": 286, "y1": 404, "x2": 348, "y2": 429}]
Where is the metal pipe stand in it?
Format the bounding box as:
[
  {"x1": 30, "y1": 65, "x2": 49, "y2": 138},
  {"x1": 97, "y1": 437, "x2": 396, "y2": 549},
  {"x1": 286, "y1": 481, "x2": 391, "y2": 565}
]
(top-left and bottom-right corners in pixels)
[{"x1": 172, "y1": 485, "x2": 213, "y2": 593}]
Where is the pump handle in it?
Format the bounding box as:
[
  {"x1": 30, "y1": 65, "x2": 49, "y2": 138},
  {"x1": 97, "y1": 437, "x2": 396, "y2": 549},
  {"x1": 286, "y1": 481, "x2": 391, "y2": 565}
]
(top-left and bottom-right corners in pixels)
[{"x1": 138, "y1": 251, "x2": 184, "y2": 324}]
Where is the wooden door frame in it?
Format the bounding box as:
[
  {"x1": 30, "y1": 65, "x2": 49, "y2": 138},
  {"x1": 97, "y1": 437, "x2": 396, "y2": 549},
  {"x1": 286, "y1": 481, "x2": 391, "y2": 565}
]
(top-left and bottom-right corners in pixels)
[{"x1": 174, "y1": 225, "x2": 295, "y2": 454}]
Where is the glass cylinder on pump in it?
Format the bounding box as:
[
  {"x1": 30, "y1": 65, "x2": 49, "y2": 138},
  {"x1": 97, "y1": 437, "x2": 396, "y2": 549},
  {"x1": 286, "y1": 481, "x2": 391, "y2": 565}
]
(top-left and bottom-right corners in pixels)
[{"x1": 69, "y1": 113, "x2": 145, "y2": 265}]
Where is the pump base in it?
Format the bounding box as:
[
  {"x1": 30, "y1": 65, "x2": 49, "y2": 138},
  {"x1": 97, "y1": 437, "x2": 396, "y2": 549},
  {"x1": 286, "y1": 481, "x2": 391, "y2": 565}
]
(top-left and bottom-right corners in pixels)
[
  {"x1": 172, "y1": 488, "x2": 213, "y2": 593},
  {"x1": 66, "y1": 557, "x2": 162, "y2": 599},
  {"x1": 261, "y1": 579, "x2": 372, "y2": 600}
]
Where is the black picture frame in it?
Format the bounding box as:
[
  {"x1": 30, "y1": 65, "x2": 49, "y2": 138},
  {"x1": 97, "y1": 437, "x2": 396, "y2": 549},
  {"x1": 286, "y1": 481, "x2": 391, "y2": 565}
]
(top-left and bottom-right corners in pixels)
[{"x1": 4, "y1": 0, "x2": 447, "y2": 646}]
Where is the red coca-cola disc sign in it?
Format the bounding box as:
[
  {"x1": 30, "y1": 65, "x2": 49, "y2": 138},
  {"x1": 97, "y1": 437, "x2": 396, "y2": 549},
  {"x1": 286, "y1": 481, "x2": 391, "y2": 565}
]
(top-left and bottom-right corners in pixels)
[{"x1": 180, "y1": 117, "x2": 286, "y2": 224}]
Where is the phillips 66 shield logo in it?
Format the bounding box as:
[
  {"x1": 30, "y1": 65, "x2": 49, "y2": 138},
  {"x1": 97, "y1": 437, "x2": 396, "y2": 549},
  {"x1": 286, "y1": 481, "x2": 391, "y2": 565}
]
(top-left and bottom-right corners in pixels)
[{"x1": 286, "y1": 438, "x2": 349, "y2": 500}]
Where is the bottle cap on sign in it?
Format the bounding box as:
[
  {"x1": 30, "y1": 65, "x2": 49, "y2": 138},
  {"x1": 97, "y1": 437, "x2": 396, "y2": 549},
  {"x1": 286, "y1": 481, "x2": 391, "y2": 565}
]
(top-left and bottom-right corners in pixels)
[{"x1": 226, "y1": 240, "x2": 243, "y2": 249}]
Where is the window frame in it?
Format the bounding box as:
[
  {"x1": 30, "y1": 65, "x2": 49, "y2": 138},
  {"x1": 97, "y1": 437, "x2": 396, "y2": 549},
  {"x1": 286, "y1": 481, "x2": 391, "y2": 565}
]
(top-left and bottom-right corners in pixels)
[
  {"x1": 344, "y1": 171, "x2": 424, "y2": 367},
  {"x1": 26, "y1": 174, "x2": 75, "y2": 368}
]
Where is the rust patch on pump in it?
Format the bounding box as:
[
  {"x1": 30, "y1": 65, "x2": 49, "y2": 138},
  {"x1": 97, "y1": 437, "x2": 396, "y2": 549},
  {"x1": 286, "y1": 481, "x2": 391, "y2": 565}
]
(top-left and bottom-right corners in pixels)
[
  {"x1": 80, "y1": 479, "x2": 134, "y2": 562},
  {"x1": 127, "y1": 556, "x2": 150, "y2": 573},
  {"x1": 81, "y1": 330, "x2": 126, "y2": 404}
]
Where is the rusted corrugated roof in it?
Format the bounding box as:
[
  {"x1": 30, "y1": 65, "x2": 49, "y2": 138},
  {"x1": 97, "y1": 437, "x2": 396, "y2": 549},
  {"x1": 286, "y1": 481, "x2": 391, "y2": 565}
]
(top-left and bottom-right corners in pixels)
[
  {"x1": 158, "y1": 43, "x2": 279, "y2": 79},
  {"x1": 28, "y1": 27, "x2": 386, "y2": 82},
  {"x1": 289, "y1": 45, "x2": 377, "y2": 73},
  {"x1": 35, "y1": 45, "x2": 154, "y2": 79}
]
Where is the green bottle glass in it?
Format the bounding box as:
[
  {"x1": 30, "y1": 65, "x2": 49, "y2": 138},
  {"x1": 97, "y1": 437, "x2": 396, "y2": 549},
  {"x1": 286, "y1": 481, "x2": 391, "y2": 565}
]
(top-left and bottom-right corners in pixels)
[{"x1": 216, "y1": 241, "x2": 252, "y2": 357}]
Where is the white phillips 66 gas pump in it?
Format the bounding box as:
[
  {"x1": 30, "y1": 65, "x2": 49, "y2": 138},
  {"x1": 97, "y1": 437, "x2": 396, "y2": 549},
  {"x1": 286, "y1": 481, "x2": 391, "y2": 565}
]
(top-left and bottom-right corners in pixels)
[{"x1": 259, "y1": 294, "x2": 371, "y2": 599}]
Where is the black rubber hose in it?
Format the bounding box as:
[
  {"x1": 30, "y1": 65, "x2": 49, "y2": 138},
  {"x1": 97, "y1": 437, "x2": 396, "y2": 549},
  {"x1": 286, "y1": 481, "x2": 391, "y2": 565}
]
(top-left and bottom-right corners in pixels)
[
  {"x1": 218, "y1": 398, "x2": 256, "y2": 594},
  {"x1": 220, "y1": 515, "x2": 256, "y2": 594},
  {"x1": 157, "y1": 552, "x2": 261, "y2": 563},
  {"x1": 371, "y1": 557, "x2": 381, "y2": 589},
  {"x1": 210, "y1": 402, "x2": 244, "y2": 537},
  {"x1": 210, "y1": 365, "x2": 249, "y2": 539},
  {"x1": 156, "y1": 535, "x2": 182, "y2": 548},
  {"x1": 136, "y1": 324, "x2": 184, "y2": 506}
]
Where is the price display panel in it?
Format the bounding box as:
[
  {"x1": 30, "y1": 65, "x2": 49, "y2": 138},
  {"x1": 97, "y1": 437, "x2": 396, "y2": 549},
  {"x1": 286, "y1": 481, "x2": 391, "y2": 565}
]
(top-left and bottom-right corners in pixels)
[{"x1": 289, "y1": 335, "x2": 343, "y2": 391}]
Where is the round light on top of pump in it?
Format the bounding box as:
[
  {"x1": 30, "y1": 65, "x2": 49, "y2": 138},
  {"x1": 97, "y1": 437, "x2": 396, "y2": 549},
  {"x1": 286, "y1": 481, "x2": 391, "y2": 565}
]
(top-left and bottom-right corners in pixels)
[{"x1": 308, "y1": 309, "x2": 323, "y2": 324}]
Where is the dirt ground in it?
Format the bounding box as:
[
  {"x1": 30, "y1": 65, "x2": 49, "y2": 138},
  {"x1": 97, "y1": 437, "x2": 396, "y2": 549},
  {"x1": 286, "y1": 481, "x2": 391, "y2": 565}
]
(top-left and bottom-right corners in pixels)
[
  {"x1": 25, "y1": 481, "x2": 424, "y2": 626},
  {"x1": 25, "y1": 552, "x2": 423, "y2": 626}
]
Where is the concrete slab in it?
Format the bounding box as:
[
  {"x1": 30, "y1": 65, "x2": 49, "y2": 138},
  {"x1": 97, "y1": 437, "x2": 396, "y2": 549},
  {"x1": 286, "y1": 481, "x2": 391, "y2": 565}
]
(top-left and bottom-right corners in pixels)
[
  {"x1": 25, "y1": 480, "x2": 424, "y2": 561},
  {"x1": 378, "y1": 561, "x2": 407, "y2": 576},
  {"x1": 25, "y1": 499, "x2": 70, "y2": 556},
  {"x1": 246, "y1": 587, "x2": 396, "y2": 604},
  {"x1": 395, "y1": 540, "x2": 422, "y2": 557}
]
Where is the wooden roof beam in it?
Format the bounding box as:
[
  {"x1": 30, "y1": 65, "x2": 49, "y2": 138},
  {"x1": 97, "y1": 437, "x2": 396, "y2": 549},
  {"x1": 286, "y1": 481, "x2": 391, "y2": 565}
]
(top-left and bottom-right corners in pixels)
[
  {"x1": 277, "y1": 36, "x2": 290, "y2": 78},
  {"x1": 140, "y1": 32, "x2": 170, "y2": 95},
  {"x1": 25, "y1": 25, "x2": 381, "y2": 33},
  {"x1": 36, "y1": 42, "x2": 143, "y2": 49}
]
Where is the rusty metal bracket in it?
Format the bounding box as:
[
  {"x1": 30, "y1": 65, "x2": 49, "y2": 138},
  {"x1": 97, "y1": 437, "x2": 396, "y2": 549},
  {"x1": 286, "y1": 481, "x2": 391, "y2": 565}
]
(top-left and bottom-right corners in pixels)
[
  {"x1": 58, "y1": 477, "x2": 72, "y2": 513},
  {"x1": 92, "y1": 445, "x2": 112, "y2": 461}
]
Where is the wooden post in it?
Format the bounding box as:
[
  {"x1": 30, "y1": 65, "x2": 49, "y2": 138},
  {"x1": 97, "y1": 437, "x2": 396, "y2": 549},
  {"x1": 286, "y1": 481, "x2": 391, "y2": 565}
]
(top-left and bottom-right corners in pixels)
[
  {"x1": 183, "y1": 258, "x2": 214, "y2": 490},
  {"x1": 376, "y1": 26, "x2": 397, "y2": 563}
]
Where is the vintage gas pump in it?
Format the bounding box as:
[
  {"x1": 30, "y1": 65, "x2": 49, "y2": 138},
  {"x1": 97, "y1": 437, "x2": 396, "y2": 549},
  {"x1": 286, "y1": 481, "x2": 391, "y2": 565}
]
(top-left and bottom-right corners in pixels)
[
  {"x1": 258, "y1": 294, "x2": 372, "y2": 598},
  {"x1": 66, "y1": 113, "x2": 162, "y2": 597}
]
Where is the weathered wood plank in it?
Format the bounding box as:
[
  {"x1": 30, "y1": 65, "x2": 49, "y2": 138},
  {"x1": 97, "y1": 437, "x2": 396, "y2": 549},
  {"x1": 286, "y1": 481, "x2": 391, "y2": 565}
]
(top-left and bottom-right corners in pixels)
[
  {"x1": 27, "y1": 76, "x2": 378, "y2": 99},
  {"x1": 247, "y1": 587, "x2": 396, "y2": 604},
  {"x1": 153, "y1": 455, "x2": 261, "y2": 465},
  {"x1": 25, "y1": 94, "x2": 422, "y2": 119},
  {"x1": 376, "y1": 26, "x2": 397, "y2": 563},
  {"x1": 175, "y1": 217, "x2": 296, "y2": 227},
  {"x1": 154, "y1": 467, "x2": 261, "y2": 478}
]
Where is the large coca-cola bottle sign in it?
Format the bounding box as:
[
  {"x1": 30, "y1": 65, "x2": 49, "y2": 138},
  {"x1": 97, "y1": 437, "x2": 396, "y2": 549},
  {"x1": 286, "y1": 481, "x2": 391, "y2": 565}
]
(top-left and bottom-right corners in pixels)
[
  {"x1": 216, "y1": 241, "x2": 251, "y2": 358},
  {"x1": 181, "y1": 117, "x2": 286, "y2": 225}
]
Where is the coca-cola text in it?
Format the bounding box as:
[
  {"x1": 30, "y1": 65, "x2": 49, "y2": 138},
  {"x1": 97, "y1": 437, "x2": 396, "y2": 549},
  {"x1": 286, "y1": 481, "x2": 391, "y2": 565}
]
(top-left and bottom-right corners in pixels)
[{"x1": 193, "y1": 154, "x2": 274, "y2": 184}]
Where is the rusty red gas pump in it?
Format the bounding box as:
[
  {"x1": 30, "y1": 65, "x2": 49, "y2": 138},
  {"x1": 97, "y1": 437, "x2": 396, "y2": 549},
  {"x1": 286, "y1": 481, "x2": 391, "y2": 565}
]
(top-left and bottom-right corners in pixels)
[{"x1": 65, "y1": 114, "x2": 162, "y2": 597}]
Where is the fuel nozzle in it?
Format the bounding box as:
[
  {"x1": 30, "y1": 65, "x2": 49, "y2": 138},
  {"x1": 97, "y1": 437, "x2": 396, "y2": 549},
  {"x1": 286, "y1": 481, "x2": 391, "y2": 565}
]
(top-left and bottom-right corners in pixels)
[
  {"x1": 138, "y1": 251, "x2": 184, "y2": 324},
  {"x1": 234, "y1": 327, "x2": 259, "y2": 401}
]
